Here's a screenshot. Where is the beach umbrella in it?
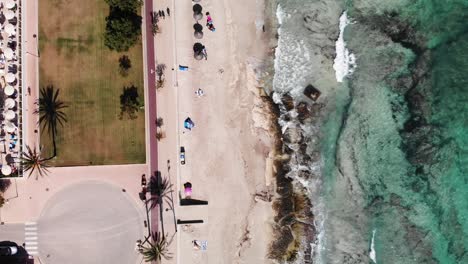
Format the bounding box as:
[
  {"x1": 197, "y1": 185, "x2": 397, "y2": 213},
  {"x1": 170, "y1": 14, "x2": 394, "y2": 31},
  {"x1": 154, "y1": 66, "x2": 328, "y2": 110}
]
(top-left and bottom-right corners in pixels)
[
  {"x1": 193, "y1": 5, "x2": 203, "y2": 21},
  {"x1": 1, "y1": 164, "x2": 12, "y2": 176},
  {"x1": 4, "y1": 10, "x2": 14, "y2": 20},
  {"x1": 5, "y1": 98, "x2": 15, "y2": 108},
  {"x1": 193, "y1": 4, "x2": 203, "y2": 14},
  {"x1": 193, "y1": 43, "x2": 204, "y2": 53},
  {"x1": 4, "y1": 48, "x2": 13, "y2": 59},
  {"x1": 184, "y1": 117, "x2": 194, "y2": 130},
  {"x1": 5, "y1": 23, "x2": 15, "y2": 35},
  {"x1": 193, "y1": 23, "x2": 203, "y2": 32},
  {"x1": 5, "y1": 72, "x2": 15, "y2": 83},
  {"x1": 5, "y1": 121, "x2": 15, "y2": 133},
  {"x1": 4, "y1": 85, "x2": 14, "y2": 96},
  {"x1": 6, "y1": 0, "x2": 15, "y2": 9},
  {"x1": 5, "y1": 110, "x2": 15, "y2": 120}
]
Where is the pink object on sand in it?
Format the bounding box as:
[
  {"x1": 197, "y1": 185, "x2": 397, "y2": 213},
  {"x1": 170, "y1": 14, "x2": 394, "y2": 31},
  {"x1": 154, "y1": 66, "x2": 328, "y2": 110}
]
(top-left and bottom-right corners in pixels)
[{"x1": 185, "y1": 187, "x2": 192, "y2": 197}]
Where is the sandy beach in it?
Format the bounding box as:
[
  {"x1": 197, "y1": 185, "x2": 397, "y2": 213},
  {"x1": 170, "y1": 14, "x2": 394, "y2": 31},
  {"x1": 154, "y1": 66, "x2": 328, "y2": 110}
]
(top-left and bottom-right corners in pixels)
[{"x1": 153, "y1": 0, "x2": 276, "y2": 263}]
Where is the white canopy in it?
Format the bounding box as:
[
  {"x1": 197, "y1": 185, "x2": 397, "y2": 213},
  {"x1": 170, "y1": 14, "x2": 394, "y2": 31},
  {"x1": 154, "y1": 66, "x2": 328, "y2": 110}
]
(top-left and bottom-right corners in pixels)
[
  {"x1": 1, "y1": 164, "x2": 11, "y2": 175},
  {"x1": 4, "y1": 98, "x2": 15, "y2": 108},
  {"x1": 4, "y1": 48, "x2": 13, "y2": 59},
  {"x1": 4, "y1": 9, "x2": 14, "y2": 20},
  {"x1": 4, "y1": 110, "x2": 15, "y2": 120},
  {"x1": 5, "y1": 121, "x2": 15, "y2": 133},
  {"x1": 5, "y1": 72, "x2": 15, "y2": 83},
  {"x1": 6, "y1": 0, "x2": 16, "y2": 9},
  {"x1": 5, "y1": 23, "x2": 15, "y2": 35},
  {"x1": 4, "y1": 85, "x2": 14, "y2": 96}
]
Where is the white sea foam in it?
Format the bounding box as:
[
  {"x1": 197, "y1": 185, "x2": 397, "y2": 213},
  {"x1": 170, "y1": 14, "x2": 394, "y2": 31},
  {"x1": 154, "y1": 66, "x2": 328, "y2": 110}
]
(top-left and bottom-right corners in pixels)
[
  {"x1": 333, "y1": 12, "x2": 356, "y2": 82},
  {"x1": 370, "y1": 229, "x2": 377, "y2": 263}
]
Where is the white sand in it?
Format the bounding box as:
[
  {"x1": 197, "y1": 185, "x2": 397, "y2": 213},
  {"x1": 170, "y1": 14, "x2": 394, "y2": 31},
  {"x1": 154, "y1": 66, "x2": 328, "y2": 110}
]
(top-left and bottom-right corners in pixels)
[{"x1": 153, "y1": 0, "x2": 276, "y2": 263}]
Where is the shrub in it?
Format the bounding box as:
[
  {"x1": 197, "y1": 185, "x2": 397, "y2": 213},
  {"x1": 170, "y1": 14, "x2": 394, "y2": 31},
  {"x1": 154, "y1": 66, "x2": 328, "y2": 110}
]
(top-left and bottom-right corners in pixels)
[
  {"x1": 105, "y1": 0, "x2": 142, "y2": 12},
  {"x1": 104, "y1": 8, "x2": 142, "y2": 52},
  {"x1": 0, "y1": 194, "x2": 4, "y2": 208},
  {"x1": 155, "y1": 117, "x2": 164, "y2": 127},
  {"x1": 0, "y1": 179, "x2": 11, "y2": 192},
  {"x1": 118, "y1": 55, "x2": 132, "y2": 76},
  {"x1": 119, "y1": 85, "x2": 141, "y2": 120},
  {"x1": 156, "y1": 131, "x2": 166, "y2": 141}
]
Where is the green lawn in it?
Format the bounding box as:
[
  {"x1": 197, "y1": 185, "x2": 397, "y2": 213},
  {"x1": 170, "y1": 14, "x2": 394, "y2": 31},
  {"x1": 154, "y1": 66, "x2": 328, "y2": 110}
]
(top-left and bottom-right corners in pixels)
[{"x1": 38, "y1": 0, "x2": 146, "y2": 166}]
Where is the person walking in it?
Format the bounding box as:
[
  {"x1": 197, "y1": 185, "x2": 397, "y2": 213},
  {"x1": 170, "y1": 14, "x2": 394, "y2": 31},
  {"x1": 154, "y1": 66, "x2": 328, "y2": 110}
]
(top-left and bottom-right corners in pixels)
[
  {"x1": 162, "y1": 10, "x2": 165, "y2": 19},
  {"x1": 167, "y1": 7, "x2": 170, "y2": 16},
  {"x1": 206, "y1": 12, "x2": 212, "y2": 25}
]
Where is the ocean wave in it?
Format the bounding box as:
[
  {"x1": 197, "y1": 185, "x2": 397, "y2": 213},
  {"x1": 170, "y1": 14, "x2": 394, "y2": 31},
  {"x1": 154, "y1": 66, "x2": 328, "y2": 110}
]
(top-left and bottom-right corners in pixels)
[{"x1": 333, "y1": 12, "x2": 356, "y2": 82}]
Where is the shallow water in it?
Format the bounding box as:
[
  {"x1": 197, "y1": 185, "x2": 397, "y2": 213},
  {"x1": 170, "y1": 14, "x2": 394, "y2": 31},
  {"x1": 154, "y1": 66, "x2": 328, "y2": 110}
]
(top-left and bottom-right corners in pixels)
[{"x1": 273, "y1": 0, "x2": 468, "y2": 263}]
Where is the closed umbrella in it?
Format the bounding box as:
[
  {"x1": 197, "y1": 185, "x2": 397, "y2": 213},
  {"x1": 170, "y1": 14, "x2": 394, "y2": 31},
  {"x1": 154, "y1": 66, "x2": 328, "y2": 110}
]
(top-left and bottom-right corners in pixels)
[
  {"x1": 5, "y1": 122, "x2": 15, "y2": 133},
  {"x1": 5, "y1": 110, "x2": 15, "y2": 120},
  {"x1": 4, "y1": 10, "x2": 15, "y2": 20},
  {"x1": 5, "y1": 98, "x2": 15, "y2": 108},
  {"x1": 5, "y1": 23, "x2": 15, "y2": 35},
  {"x1": 4, "y1": 85, "x2": 14, "y2": 96},
  {"x1": 1, "y1": 164, "x2": 12, "y2": 176},
  {"x1": 6, "y1": 0, "x2": 16, "y2": 9},
  {"x1": 5, "y1": 72, "x2": 15, "y2": 83},
  {"x1": 4, "y1": 48, "x2": 14, "y2": 60}
]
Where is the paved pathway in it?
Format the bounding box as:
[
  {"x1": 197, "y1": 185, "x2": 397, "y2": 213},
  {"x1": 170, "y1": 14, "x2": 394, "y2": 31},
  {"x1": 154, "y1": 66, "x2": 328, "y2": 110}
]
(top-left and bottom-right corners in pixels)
[
  {"x1": 143, "y1": 0, "x2": 162, "y2": 247},
  {"x1": 37, "y1": 181, "x2": 144, "y2": 264}
]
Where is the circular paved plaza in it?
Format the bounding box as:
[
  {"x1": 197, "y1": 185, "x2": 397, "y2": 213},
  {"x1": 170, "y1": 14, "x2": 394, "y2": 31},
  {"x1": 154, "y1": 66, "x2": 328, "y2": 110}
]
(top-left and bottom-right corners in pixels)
[{"x1": 36, "y1": 181, "x2": 144, "y2": 264}]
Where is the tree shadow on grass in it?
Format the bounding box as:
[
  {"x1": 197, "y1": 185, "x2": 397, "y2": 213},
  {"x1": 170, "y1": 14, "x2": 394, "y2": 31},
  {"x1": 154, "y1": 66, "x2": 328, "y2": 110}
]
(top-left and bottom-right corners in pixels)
[{"x1": 119, "y1": 85, "x2": 141, "y2": 120}]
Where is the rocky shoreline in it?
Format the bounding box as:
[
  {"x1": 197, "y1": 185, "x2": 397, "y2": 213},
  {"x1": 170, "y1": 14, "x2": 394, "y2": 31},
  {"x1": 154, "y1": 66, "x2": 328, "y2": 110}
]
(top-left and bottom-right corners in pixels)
[{"x1": 264, "y1": 0, "x2": 344, "y2": 263}]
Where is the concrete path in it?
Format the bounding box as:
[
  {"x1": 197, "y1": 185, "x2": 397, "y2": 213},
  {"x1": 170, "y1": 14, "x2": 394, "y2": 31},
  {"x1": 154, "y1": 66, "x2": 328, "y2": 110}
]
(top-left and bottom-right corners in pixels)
[{"x1": 36, "y1": 181, "x2": 144, "y2": 264}]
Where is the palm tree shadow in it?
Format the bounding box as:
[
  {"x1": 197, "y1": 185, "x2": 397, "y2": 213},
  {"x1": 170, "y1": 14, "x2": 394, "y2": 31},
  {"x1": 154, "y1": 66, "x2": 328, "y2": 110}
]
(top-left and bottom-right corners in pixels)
[
  {"x1": 34, "y1": 85, "x2": 68, "y2": 160},
  {"x1": 146, "y1": 171, "x2": 173, "y2": 236}
]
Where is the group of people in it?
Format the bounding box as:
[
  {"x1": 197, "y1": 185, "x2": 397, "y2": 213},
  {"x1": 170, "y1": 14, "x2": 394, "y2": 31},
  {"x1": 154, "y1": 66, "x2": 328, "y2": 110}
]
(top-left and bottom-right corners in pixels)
[{"x1": 155, "y1": 7, "x2": 170, "y2": 20}]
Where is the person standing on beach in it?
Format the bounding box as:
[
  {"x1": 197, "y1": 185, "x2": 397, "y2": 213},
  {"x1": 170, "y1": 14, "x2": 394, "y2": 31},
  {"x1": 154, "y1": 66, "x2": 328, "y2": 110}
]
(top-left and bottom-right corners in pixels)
[
  {"x1": 206, "y1": 12, "x2": 212, "y2": 25},
  {"x1": 167, "y1": 7, "x2": 170, "y2": 16}
]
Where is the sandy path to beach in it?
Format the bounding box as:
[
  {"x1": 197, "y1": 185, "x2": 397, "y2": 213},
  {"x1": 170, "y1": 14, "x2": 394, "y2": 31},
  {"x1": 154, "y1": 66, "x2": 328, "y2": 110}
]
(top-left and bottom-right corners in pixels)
[{"x1": 153, "y1": 0, "x2": 275, "y2": 263}]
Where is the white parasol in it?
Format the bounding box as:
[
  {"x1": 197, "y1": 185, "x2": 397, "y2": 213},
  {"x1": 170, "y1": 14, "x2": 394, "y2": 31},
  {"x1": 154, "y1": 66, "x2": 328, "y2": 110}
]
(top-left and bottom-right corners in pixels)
[
  {"x1": 4, "y1": 48, "x2": 14, "y2": 60},
  {"x1": 4, "y1": 85, "x2": 14, "y2": 96},
  {"x1": 5, "y1": 23, "x2": 15, "y2": 35},
  {"x1": 4, "y1": 9, "x2": 15, "y2": 20},
  {"x1": 4, "y1": 110, "x2": 15, "y2": 120},
  {"x1": 1, "y1": 164, "x2": 12, "y2": 175},
  {"x1": 4, "y1": 98, "x2": 15, "y2": 108},
  {"x1": 6, "y1": 0, "x2": 16, "y2": 9},
  {"x1": 5, "y1": 121, "x2": 16, "y2": 133},
  {"x1": 5, "y1": 72, "x2": 15, "y2": 83}
]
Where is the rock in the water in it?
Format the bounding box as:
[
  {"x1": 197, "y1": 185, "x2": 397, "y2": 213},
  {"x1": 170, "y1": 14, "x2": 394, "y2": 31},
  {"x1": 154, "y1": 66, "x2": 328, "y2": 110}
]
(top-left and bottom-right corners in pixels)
[{"x1": 303, "y1": 84, "x2": 321, "y2": 101}]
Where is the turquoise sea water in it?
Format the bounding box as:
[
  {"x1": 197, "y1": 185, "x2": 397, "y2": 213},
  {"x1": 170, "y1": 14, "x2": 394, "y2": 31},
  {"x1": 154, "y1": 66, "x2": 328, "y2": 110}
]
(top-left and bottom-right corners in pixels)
[{"x1": 319, "y1": 0, "x2": 468, "y2": 263}]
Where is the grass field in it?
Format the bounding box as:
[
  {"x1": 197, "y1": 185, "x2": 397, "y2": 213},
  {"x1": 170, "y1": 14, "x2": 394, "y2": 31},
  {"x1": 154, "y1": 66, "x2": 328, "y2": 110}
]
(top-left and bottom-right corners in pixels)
[{"x1": 38, "y1": 0, "x2": 146, "y2": 166}]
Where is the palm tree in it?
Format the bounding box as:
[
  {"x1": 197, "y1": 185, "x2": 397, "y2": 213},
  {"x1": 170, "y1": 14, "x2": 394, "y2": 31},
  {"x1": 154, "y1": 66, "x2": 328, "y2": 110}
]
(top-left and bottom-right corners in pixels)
[
  {"x1": 146, "y1": 172, "x2": 173, "y2": 235},
  {"x1": 21, "y1": 145, "x2": 50, "y2": 179},
  {"x1": 146, "y1": 173, "x2": 173, "y2": 210},
  {"x1": 139, "y1": 232, "x2": 172, "y2": 262},
  {"x1": 34, "y1": 85, "x2": 68, "y2": 159}
]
